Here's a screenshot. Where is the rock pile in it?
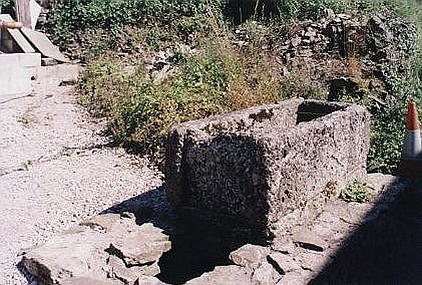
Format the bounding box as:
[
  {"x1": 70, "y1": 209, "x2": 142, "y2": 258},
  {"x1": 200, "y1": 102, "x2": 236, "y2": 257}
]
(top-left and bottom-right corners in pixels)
[
  {"x1": 277, "y1": 9, "x2": 417, "y2": 68},
  {"x1": 21, "y1": 213, "x2": 171, "y2": 285},
  {"x1": 231, "y1": 9, "x2": 418, "y2": 102}
]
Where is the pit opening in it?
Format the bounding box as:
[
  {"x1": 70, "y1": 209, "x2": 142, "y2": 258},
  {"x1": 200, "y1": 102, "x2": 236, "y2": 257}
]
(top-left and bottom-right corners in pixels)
[
  {"x1": 156, "y1": 217, "x2": 269, "y2": 284},
  {"x1": 101, "y1": 188, "x2": 270, "y2": 284},
  {"x1": 296, "y1": 101, "x2": 345, "y2": 124}
]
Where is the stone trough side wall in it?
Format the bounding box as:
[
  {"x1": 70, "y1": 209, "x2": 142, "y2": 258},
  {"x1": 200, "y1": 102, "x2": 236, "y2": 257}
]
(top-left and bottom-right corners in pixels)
[{"x1": 165, "y1": 98, "x2": 370, "y2": 232}]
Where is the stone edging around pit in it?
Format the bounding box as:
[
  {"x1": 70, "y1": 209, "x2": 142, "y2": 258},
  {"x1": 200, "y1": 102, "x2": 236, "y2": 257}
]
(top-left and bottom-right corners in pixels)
[{"x1": 20, "y1": 174, "x2": 405, "y2": 285}]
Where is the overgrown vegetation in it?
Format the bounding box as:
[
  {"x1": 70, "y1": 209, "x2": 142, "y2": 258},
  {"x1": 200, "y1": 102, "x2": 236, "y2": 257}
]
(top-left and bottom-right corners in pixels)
[
  {"x1": 50, "y1": 0, "x2": 422, "y2": 171},
  {"x1": 79, "y1": 40, "x2": 284, "y2": 159},
  {"x1": 0, "y1": 0, "x2": 15, "y2": 15},
  {"x1": 341, "y1": 180, "x2": 372, "y2": 203}
]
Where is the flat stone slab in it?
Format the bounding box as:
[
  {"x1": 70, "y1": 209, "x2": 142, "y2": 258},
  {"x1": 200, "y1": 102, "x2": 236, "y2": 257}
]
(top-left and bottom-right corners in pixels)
[
  {"x1": 229, "y1": 244, "x2": 270, "y2": 270},
  {"x1": 21, "y1": 214, "x2": 171, "y2": 285}
]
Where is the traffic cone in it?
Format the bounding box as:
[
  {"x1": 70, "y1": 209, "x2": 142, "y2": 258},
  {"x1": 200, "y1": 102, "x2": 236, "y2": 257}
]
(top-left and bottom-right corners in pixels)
[{"x1": 399, "y1": 101, "x2": 422, "y2": 177}]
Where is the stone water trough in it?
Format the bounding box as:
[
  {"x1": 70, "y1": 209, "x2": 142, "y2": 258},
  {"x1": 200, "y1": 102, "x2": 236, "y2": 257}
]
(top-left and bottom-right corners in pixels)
[{"x1": 166, "y1": 98, "x2": 371, "y2": 233}]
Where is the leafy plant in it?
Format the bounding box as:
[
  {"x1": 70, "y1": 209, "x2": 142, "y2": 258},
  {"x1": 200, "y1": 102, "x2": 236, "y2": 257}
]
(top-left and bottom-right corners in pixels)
[
  {"x1": 0, "y1": 0, "x2": 14, "y2": 13},
  {"x1": 50, "y1": 0, "x2": 218, "y2": 45},
  {"x1": 341, "y1": 180, "x2": 372, "y2": 203}
]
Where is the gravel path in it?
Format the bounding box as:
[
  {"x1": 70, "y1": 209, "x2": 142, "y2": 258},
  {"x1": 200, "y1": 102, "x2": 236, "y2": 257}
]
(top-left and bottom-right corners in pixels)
[{"x1": 0, "y1": 64, "x2": 163, "y2": 284}]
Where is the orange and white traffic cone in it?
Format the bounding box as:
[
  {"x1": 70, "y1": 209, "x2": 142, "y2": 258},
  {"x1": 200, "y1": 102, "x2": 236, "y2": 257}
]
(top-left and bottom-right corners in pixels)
[{"x1": 399, "y1": 101, "x2": 422, "y2": 177}]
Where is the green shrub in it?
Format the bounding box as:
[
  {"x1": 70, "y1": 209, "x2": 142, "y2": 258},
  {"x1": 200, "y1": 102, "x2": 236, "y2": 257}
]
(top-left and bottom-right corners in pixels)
[
  {"x1": 79, "y1": 41, "x2": 287, "y2": 161},
  {"x1": 79, "y1": 48, "x2": 233, "y2": 158},
  {"x1": 50, "y1": 0, "x2": 222, "y2": 44},
  {"x1": 341, "y1": 180, "x2": 372, "y2": 203}
]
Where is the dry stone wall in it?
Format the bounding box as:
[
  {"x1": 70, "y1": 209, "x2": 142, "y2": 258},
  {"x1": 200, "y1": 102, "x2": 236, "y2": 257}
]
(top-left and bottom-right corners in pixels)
[{"x1": 166, "y1": 98, "x2": 371, "y2": 233}]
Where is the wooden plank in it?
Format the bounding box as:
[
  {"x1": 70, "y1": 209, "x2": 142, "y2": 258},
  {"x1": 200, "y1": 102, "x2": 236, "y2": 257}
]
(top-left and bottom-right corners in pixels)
[
  {"x1": 14, "y1": 0, "x2": 31, "y2": 28},
  {"x1": 0, "y1": 14, "x2": 35, "y2": 53},
  {"x1": 20, "y1": 27, "x2": 69, "y2": 62}
]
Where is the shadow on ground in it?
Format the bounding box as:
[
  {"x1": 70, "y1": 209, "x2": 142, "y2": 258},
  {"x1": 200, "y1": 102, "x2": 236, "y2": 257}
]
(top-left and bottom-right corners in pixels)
[
  {"x1": 310, "y1": 178, "x2": 422, "y2": 285},
  {"x1": 101, "y1": 187, "x2": 267, "y2": 284}
]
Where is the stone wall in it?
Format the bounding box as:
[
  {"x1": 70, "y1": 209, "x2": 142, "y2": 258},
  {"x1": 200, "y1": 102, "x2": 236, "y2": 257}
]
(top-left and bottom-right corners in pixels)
[{"x1": 165, "y1": 98, "x2": 370, "y2": 233}]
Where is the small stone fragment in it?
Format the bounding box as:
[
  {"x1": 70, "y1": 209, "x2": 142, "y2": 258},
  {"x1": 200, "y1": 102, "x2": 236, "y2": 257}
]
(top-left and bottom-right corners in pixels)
[
  {"x1": 108, "y1": 223, "x2": 171, "y2": 266},
  {"x1": 291, "y1": 36, "x2": 302, "y2": 47},
  {"x1": 252, "y1": 261, "x2": 283, "y2": 284},
  {"x1": 229, "y1": 244, "x2": 270, "y2": 270},
  {"x1": 106, "y1": 255, "x2": 160, "y2": 284}
]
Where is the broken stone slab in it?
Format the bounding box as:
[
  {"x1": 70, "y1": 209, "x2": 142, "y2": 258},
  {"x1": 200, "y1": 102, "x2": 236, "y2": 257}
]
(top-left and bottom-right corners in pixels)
[
  {"x1": 166, "y1": 98, "x2": 370, "y2": 233},
  {"x1": 21, "y1": 214, "x2": 171, "y2": 285},
  {"x1": 108, "y1": 223, "x2": 171, "y2": 267},
  {"x1": 106, "y1": 255, "x2": 160, "y2": 284},
  {"x1": 252, "y1": 261, "x2": 283, "y2": 284},
  {"x1": 21, "y1": 229, "x2": 109, "y2": 284},
  {"x1": 229, "y1": 244, "x2": 270, "y2": 270},
  {"x1": 184, "y1": 265, "x2": 254, "y2": 285}
]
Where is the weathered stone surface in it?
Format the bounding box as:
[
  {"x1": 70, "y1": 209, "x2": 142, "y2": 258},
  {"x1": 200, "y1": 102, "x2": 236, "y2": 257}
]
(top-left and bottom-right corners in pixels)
[
  {"x1": 108, "y1": 223, "x2": 171, "y2": 267},
  {"x1": 184, "y1": 265, "x2": 254, "y2": 285},
  {"x1": 294, "y1": 250, "x2": 327, "y2": 272},
  {"x1": 135, "y1": 275, "x2": 169, "y2": 285},
  {"x1": 277, "y1": 271, "x2": 307, "y2": 285},
  {"x1": 268, "y1": 252, "x2": 301, "y2": 273},
  {"x1": 21, "y1": 215, "x2": 171, "y2": 285},
  {"x1": 229, "y1": 244, "x2": 270, "y2": 270},
  {"x1": 166, "y1": 98, "x2": 370, "y2": 232},
  {"x1": 292, "y1": 228, "x2": 328, "y2": 252},
  {"x1": 252, "y1": 261, "x2": 283, "y2": 284},
  {"x1": 80, "y1": 213, "x2": 121, "y2": 232},
  {"x1": 21, "y1": 229, "x2": 109, "y2": 284},
  {"x1": 106, "y1": 255, "x2": 160, "y2": 284},
  {"x1": 61, "y1": 276, "x2": 122, "y2": 285}
]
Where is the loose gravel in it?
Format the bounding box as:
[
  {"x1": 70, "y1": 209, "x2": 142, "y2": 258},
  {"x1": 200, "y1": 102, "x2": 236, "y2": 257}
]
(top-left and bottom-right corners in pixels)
[{"x1": 0, "y1": 64, "x2": 163, "y2": 284}]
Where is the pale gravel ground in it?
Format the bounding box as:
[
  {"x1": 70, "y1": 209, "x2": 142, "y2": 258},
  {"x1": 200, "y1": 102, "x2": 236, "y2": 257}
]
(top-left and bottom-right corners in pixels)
[{"x1": 0, "y1": 64, "x2": 163, "y2": 284}]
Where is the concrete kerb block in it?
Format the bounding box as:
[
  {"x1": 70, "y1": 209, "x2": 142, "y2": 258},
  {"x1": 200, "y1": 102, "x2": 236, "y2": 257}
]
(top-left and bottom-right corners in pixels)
[
  {"x1": 165, "y1": 98, "x2": 371, "y2": 234},
  {"x1": 0, "y1": 52, "x2": 41, "y2": 78},
  {"x1": 0, "y1": 53, "x2": 41, "y2": 100}
]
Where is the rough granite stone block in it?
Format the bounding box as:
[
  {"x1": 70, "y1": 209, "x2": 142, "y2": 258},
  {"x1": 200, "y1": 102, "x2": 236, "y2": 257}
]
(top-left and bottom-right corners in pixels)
[{"x1": 165, "y1": 98, "x2": 370, "y2": 232}]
